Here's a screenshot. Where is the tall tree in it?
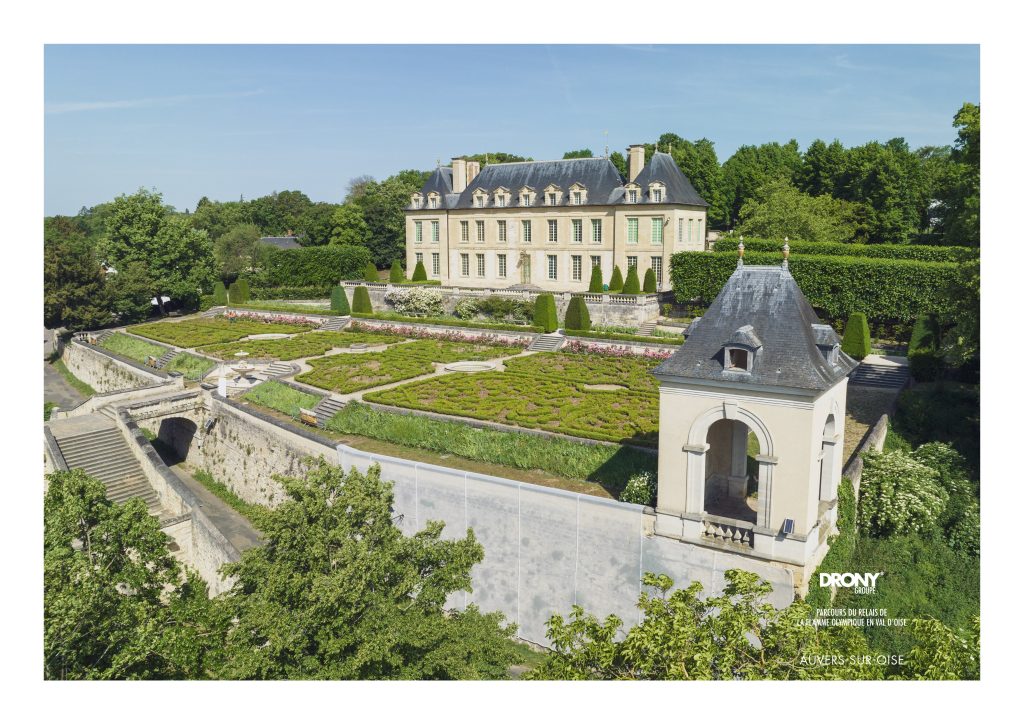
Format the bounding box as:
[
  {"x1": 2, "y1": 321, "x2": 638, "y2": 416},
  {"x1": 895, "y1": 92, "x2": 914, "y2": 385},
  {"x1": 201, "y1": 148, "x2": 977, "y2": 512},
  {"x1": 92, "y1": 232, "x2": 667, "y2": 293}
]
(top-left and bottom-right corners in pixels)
[
  {"x1": 249, "y1": 190, "x2": 312, "y2": 236},
  {"x1": 330, "y1": 203, "x2": 371, "y2": 247},
  {"x1": 214, "y1": 223, "x2": 264, "y2": 282},
  {"x1": 609, "y1": 151, "x2": 627, "y2": 178},
  {"x1": 736, "y1": 179, "x2": 866, "y2": 243},
  {"x1": 217, "y1": 460, "x2": 520, "y2": 679},
  {"x1": 644, "y1": 135, "x2": 727, "y2": 227},
  {"x1": 43, "y1": 217, "x2": 112, "y2": 330},
  {"x1": 834, "y1": 140, "x2": 925, "y2": 244},
  {"x1": 190, "y1": 199, "x2": 253, "y2": 241},
  {"x1": 562, "y1": 149, "x2": 594, "y2": 159},
  {"x1": 721, "y1": 140, "x2": 802, "y2": 227},
  {"x1": 462, "y1": 152, "x2": 531, "y2": 167},
  {"x1": 358, "y1": 176, "x2": 422, "y2": 266},
  {"x1": 796, "y1": 139, "x2": 846, "y2": 197},
  {"x1": 938, "y1": 103, "x2": 980, "y2": 246},
  {"x1": 295, "y1": 201, "x2": 337, "y2": 246}
]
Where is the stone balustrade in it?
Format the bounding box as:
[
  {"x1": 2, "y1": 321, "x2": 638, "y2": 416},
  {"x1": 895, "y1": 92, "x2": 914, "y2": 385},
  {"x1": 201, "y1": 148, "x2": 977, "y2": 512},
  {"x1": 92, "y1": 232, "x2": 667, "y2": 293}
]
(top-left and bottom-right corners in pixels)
[{"x1": 700, "y1": 514, "x2": 755, "y2": 548}]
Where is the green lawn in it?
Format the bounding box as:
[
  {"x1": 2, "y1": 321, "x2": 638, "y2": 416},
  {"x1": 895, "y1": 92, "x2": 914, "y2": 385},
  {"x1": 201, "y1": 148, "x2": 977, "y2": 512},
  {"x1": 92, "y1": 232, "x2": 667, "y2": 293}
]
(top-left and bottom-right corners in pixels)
[
  {"x1": 192, "y1": 469, "x2": 271, "y2": 530},
  {"x1": 241, "y1": 380, "x2": 322, "y2": 418},
  {"x1": 198, "y1": 329, "x2": 405, "y2": 361},
  {"x1": 131, "y1": 317, "x2": 315, "y2": 348},
  {"x1": 364, "y1": 351, "x2": 661, "y2": 446},
  {"x1": 99, "y1": 332, "x2": 168, "y2": 363},
  {"x1": 164, "y1": 352, "x2": 217, "y2": 380}
]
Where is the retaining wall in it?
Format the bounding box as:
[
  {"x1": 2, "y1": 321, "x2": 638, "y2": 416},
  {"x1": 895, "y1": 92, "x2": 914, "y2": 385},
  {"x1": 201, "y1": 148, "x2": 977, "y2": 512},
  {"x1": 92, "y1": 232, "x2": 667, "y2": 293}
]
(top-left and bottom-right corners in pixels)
[
  {"x1": 62, "y1": 340, "x2": 174, "y2": 394},
  {"x1": 842, "y1": 412, "x2": 890, "y2": 497}
]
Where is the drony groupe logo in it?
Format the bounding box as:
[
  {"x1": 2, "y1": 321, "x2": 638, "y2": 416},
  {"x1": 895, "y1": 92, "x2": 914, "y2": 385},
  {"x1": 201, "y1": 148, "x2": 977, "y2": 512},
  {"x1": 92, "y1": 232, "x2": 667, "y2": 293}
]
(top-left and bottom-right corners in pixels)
[{"x1": 819, "y1": 572, "x2": 883, "y2": 595}]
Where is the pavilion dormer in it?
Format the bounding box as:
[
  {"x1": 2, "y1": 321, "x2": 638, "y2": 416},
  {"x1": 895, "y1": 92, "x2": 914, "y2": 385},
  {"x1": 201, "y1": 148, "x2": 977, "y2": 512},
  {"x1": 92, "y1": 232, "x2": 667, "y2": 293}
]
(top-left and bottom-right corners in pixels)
[
  {"x1": 472, "y1": 189, "x2": 489, "y2": 208},
  {"x1": 647, "y1": 181, "x2": 665, "y2": 203},
  {"x1": 723, "y1": 325, "x2": 762, "y2": 372},
  {"x1": 544, "y1": 184, "x2": 562, "y2": 206},
  {"x1": 568, "y1": 182, "x2": 587, "y2": 206},
  {"x1": 518, "y1": 186, "x2": 535, "y2": 207},
  {"x1": 493, "y1": 186, "x2": 510, "y2": 208},
  {"x1": 411, "y1": 192, "x2": 424, "y2": 209}
]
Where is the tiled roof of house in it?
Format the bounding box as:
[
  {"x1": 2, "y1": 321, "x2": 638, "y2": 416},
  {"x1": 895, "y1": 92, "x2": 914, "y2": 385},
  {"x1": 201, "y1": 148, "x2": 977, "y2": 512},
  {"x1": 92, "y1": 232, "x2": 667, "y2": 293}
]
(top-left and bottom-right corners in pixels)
[
  {"x1": 258, "y1": 236, "x2": 302, "y2": 250},
  {"x1": 631, "y1": 151, "x2": 708, "y2": 207},
  {"x1": 652, "y1": 265, "x2": 857, "y2": 393}
]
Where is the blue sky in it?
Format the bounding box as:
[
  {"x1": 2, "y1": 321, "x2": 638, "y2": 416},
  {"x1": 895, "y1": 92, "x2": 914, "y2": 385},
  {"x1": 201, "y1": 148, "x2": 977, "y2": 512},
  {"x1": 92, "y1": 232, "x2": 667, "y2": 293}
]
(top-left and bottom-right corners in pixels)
[{"x1": 44, "y1": 44, "x2": 979, "y2": 216}]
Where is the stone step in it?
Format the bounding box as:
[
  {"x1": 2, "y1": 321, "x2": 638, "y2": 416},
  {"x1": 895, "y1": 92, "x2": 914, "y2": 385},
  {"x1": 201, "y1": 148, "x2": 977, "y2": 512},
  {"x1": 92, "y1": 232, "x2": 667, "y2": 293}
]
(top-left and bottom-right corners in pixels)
[
  {"x1": 320, "y1": 316, "x2": 349, "y2": 331},
  {"x1": 265, "y1": 362, "x2": 297, "y2": 377},
  {"x1": 636, "y1": 321, "x2": 657, "y2": 336},
  {"x1": 154, "y1": 349, "x2": 178, "y2": 369},
  {"x1": 848, "y1": 363, "x2": 909, "y2": 389},
  {"x1": 527, "y1": 333, "x2": 565, "y2": 352},
  {"x1": 51, "y1": 424, "x2": 161, "y2": 511},
  {"x1": 314, "y1": 397, "x2": 346, "y2": 427},
  {"x1": 201, "y1": 307, "x2": 225, "y2": 318}
]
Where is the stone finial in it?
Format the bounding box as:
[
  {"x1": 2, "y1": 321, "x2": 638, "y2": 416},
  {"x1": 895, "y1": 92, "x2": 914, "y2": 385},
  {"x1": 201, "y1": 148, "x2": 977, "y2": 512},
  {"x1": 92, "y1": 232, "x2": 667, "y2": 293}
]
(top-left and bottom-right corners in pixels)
[
  {"x1": 737, "y1": 240, "x2": 745, "y2": 267},
  {"x1": 782, "y1": 240, "x2": 790, "y2": 270}
]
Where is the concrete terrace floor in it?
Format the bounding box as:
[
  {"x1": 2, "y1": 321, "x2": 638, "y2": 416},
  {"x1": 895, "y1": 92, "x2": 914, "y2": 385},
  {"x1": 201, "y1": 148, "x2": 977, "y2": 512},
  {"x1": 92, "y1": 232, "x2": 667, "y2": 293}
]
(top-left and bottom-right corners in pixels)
[
  {"x1": 44, "y1": 362, "x2": 86, "y2": 410},
  {"x1": 170, "y1": 463, "x2": 263, "y2": 553}
]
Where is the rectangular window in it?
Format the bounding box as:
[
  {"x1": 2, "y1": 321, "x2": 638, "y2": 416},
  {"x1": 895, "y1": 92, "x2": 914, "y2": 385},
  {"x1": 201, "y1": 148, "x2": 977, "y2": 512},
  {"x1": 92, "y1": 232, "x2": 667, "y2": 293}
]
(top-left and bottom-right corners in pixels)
[
  {"x1": 572, "y1": 190, "x2": 582, "y2": 205},
  {"x1": 572, "y1": 219, "x2": 583, "y2": 243},
  {"x1": 522, "y1": 220, "x2": 532, "y2": 244},
  {"x1": 547, "y1": 254, "x2": 557, "y2": 280},
  {"x1": 498, "y1": 220, "x2": 507, "y2": 242},
  {"x1": 432, "y1": 253, "x2": 440, "y2": 276},
  {"x1": 591, "y1": 219, "x2": 602, "y2": 243},
  {"x1": 590, "y1": 255, "x2": 601, "y2": 270},
  {"x1": 476, "y1": 253, "x2": 485, "y2": 277},
  {"x1": 415, "y1": 252, "x2": 423, "y2": 265},
  {"x1": 497, "y1": 195, "x2": 506, "y2": 208},
  {"x1": 627, "y1": 217, "x2": 638, "y2": 244},
  {"x1": 688, "y1": 218, "x2": 693, "y2": 244},
  {"x1": 521, "y1": 194, "x2": 531, "y2": 207},
  {"x1": 476, "y1": 220, "x2": 485, "y2": 242},
  {"x1": 651, "y1": 256, "x2": 662, "y2": 284},
  {"x1": 415, "y1": 221, "x2": 423, "y2": 243},
  {"x1": 431, "y1": 220, "x2": 439, "y2": 243},
  {"x1": 547, "y1": 192, "x2": 557, "y2": 206},
  {"x1": 627, "y1": 255, "x2": 638, "y2": 269},
  {"x1": 548, "y1": 219, "x2": 558, "y2": 243},
  {"x1": 461, "y1": 253, "x2": 469, "y2": 276},
  {"x1": 628, "y1": 189, "x2": 638, "y2": 203},
  {"x1": 679, "y1": 219, "x2": 685, "y2": 245},
  {"x1": 652, "y1": 188, "x2": 662, "y2": 203},
  {"x1": 571, "y1": 255, "x2": 582, "y2": 281},
  {"x1": 460, "y1": 220, "x2": 469, "y2": 242},
  {"x1": 498, "y1": 253, "x2": 507, "y2": 278},
  {"x1": 651, "y1": 217, "x2": 663, "y2": 245}
]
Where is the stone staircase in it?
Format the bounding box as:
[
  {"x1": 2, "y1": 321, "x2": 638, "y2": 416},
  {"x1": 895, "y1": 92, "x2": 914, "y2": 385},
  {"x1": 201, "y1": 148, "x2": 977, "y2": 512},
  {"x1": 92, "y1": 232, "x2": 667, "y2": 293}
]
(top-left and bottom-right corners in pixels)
[
  {"x1": 637, "y1": 320, "x2": 657, "y2": 336},
  {"x1": 528, "y1": 333, "x2": 565, "y2": 352},
  {"x1": 313, "y1": 396, "x2": 345, "y2": 427},
  {"x1": 51, "y1": 418, "x2": 163, "y2": 514},
  {"x1": 154, "y1": 348, "x2": 178, "y2": 369},
  {"x1": 265, "y1": 361, "x2": 297, "y2": 377},
  {"x1": 93, "y1": 329, "x2": 115, "y2": 344},
  {"x1": 200, "y1": 307, "x2": 225, "y2": 318},
  {"x1": 848, "y1": 363, "x2": 910, "y2": 389},
  {"x1": 320, "y1": 316, "x2": 349, "y2": 331}
]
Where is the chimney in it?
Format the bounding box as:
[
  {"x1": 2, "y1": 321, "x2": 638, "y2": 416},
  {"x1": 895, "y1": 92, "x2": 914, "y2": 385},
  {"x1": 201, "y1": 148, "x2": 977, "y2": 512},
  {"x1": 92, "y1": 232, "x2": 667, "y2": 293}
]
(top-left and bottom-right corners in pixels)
[
  {"x1": 466, "y1": 160, "x2": 481, "y2": 185},
  {"x1": 628, "y1": 144, "x2": 645, "y2": 182},
  {"x1": 451, "y1": 157, "x2": 467, "y2": 193}
]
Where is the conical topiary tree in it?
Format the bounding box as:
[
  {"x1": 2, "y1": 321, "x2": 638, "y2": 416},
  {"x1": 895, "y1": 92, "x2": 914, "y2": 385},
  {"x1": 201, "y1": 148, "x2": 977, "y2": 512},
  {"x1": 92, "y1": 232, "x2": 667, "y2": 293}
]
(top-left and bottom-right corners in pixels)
[
  {"x1": 588, "y1": 265, "x2": 604, "y2": 293},
  {"x1": 533, "y1": 293, "x2": 558, "y2": 333},
  {"x1": 227, "y1": 281, "x2": 242, "y2": 304},
  {"x1": 564, "y1": 296, "x2": 591, "y2": 332},
  {"x1": 841, "y1": 312, "x2": 871, "y2": 360},
  {"x1": 237, "y1": 278, "x2": 250, "y2": 303},
  {"x1": 412, "y1": 260, "x2": 428, "y2": 282},
  {"x1": 213, "y1": 281, "x2": 227, "y2": 305},
  {"x1": 351, "y1": 285, "x2": 373, "y2": 314},
  {"x1": 643, "y1": 268, "x2": 657, "y2": 294},
  {"x1": 389, "y1": 259, "x2": 405, "y2": 283},
  {"x1": 330, "y1": 285, "x2": 350, "y2": 314},
  {"x1": 622, "y1": 266, "x2": 641, "y2": 294},
  {"x1": 608, "y1": 265, "x2": 624, "y2": 293},
  {"x1": 363, "y1": 262, "x2": 379, "y2": 283}
]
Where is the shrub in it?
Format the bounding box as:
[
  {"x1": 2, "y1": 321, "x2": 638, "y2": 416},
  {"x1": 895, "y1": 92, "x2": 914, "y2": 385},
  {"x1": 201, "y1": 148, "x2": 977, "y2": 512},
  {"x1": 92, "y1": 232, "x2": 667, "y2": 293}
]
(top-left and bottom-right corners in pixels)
[
  {"x1": 946, "y1": 500, "x2": 980, "y2": 557},
  {"x1": 908, "y1": 315, "x2": 945, "y2": 382},
  {"x1": 910, "y1": 442, "x2": 973, "y2": 497},
  {"x1": 643, "y1": 268, "x2": 657, "y2": 293},
  {"x1": 213, "y1": 281, "x2": 227, "y2": 305},
  {"x1": 454, "y1": 299, "x2": 480, "y2": 319},
  {"x1": 363, "y1": 262, "x2": 379, "y2": 283},
  {"x1": 411, "y1": 260, "x2": 427, "y2": 282},
  {"x1": 351, "y1": 286, "x2": 372, "y2": 314},
  {"x1": 841, "y1": 312, "x2": 871, "y2": 360},
  {"x1": 713, "y1": 237, "x2": 978, "y2": 263},
  {"x1": 228, "y1": 281, "x2": 243, "y2": 304},
  {"x1": 564, "y1": 297, "x2": 591, "y2": 332},
  {"x1": 622, "y1": 266, "x2": 641, "y2": 294},
  {"x1": 608, "y1": 265, "x2": 624, "y2": 293},
  {"x1": 264, "y1": 245, "x2": 372, "y2": 287},
  {"x1": 859, "y1": 450, "x2": 948, "y2": 536},
  {"x1": 533, "y1": 294, "x2": 558, "y2": 333},
  {"x1": 588, "y1": 266, "x2": 604, "y2": 293},
  {"x1": 330, "y1": 286, "x2": 350, "y2": 315},
  {"x1": 619, "y1": 471, "x2": 657, "y2": 506},
  {"x1": 236, "y1": 278, "x2": 250, "y2": 303},
  {"x1": 890, "y1": 383, "x2": 979, "y2": 476},
  {"x1": 250, "y1": 286, "x2": 331, "y2": 300},
  {"x1": 389, "y1": 260, "x2": 405, "y2": 283},
  {"x1": 476, "y1": 296, "x2": 534, "y2": 323},
  {"x1": 384, "y1": 287, "x2": 445, "y2": 317}
]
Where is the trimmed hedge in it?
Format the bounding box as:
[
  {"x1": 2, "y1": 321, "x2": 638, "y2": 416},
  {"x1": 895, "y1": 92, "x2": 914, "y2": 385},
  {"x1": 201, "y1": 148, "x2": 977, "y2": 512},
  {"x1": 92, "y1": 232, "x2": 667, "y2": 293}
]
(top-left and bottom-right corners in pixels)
[
  {"x1": 622, "y1": 266, "x2": 641, "y2": 294},
  {"x1": 250, "y1": 285, "x2": 331, "y2": 300},
  {"x1": 588, "y1": 265, "x2": 604, "y2": 293},
  {"x1": 533, "y1": 294, "x2": 558, "y2": 333},
  {"x1": 608, "y1": 265, "x2": 624, "y2": 293},
  {"x1": 643, "y1": 268, "x2": 657, "y2": 293},
  {"x1": 236, "y1": 278, "x2": 250, "y2": 303},
  {"x1": 363, "y1": 262, "x2": 380, "y2": 283},
  {"x1": 908, "y1": 315, "x2": 944, "y2": 382},
  {"x1": 213, "y1": 281, "x2": 227, "y2": 305},
  {"x1": 564, "y1": 296, "x2": 591, "y2": 332},
  {"x1": 227, "y1": 281, "x2": 242, "y2": 304},
  {"x1": 670, "y1": 251, "x2": 960, "y2": 322},
  {"x1": 351, "y1": 286, "x2": 372, "y2": 314},
  {"x1": 264, "y1": 245, "x2": 373, "y2": 287},
  {"x1": 389, "y1": 260, "x2": 405, "y2": 283},
  {"x1": 841, "y1": 312, "x2": 871, "y2": 360},
  {"x1": 352, "y1": 312, "x2": 541, "y2": 333},
  {"x1": 412, "y1": 260, "x2": 428, "y2": 282},
  {"x1": 330, "y1": 285, "x2": 350, "y2": 315},
  {"x1": 713, "y1": 237, "x2": 978, "y2": 263}
]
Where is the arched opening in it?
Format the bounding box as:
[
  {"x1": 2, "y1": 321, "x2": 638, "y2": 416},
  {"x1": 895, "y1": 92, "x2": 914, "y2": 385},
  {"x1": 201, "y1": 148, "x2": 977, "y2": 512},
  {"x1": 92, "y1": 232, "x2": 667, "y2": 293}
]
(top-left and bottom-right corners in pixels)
[
  {"x1": 703, "y1": 418, "x2": 757, "y2": 523},
  {"x1": 155, "y1": 417, "x2": 198, "y2": 465},
  {"x1": 818, "y1": 414, "x2": 838, "y2": 503}
]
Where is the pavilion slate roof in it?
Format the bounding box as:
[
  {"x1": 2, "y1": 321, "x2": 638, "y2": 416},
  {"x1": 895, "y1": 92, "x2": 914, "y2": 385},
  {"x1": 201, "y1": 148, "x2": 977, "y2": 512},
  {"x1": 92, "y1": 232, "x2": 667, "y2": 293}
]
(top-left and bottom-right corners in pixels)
[
  {"x1": 631, "y1": 151, "x2": 708, "y2": 206},
  {"x1": 652, "y1": 264, "x2": 857, "y2": 393}
]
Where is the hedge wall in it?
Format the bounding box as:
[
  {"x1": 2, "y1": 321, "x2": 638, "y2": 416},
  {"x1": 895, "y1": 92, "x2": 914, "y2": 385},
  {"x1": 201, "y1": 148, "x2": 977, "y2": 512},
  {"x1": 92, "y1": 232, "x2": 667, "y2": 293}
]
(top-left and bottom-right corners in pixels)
[
  {"x1": 713, "y1": 237, "x2": 978, "y2": 263},
  {"x1": 250, "y1": 286, "x2": 331, "y2": 300},
  {"x1": 263, "y1": 245, "x2": 373, "y2": 287},
  {"x1": 670, "y1": 251, "x2": 960, "y2": 322}
]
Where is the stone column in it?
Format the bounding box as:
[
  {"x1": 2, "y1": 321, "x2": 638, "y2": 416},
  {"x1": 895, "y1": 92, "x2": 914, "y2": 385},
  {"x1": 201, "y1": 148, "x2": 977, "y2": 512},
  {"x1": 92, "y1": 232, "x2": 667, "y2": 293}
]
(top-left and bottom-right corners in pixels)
[
  {"x1": 755, "y1": 454, "x2": 778, "y2": 529},
  {"x1": 680, "y1": 442, "x2": 710, "y2": 540},
  {"x1": 728, "y1": 422, "x2": 748, "y2": 499}
]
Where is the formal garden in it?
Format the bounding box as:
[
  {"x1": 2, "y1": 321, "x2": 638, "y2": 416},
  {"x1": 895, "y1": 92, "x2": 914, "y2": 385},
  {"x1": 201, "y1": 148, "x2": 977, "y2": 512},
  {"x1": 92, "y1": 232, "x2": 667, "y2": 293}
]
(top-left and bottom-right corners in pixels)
[
  {"x1": 99, "y1": 332, "x2": 217, "y2": 379},
  {"x1": 131, "y1": 315, "x2": 316, "y2": 347}
]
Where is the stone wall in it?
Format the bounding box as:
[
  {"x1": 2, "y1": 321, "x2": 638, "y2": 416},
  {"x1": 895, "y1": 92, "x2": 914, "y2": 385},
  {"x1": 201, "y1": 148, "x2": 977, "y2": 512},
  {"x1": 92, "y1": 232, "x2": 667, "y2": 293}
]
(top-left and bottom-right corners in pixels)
[
  {"x1": 62, "y1": 340, "x2": 171, "y2": 393},
  {"x1": 842, "y1": 412, "x2": 890, "y2": 497}
]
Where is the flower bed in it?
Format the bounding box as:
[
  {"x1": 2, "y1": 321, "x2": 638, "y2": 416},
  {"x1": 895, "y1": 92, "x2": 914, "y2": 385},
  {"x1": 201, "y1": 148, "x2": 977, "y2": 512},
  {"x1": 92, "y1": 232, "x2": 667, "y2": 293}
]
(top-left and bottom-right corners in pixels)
[
  {"x1": 351, "y1": 312, "x2": 542, "y2": 334},
  {"x1": 562, "y1": 339, "x2": 675, "y2": 360},
  {"x1": 198, "y1": 329, "x2": 405, "y2": 361},
  {"x1": 349, "y1": 321, "x2": 531, "y2": 348},
  {"x1": 130, "y1": 317, "x2": 314, "y2": 347}
]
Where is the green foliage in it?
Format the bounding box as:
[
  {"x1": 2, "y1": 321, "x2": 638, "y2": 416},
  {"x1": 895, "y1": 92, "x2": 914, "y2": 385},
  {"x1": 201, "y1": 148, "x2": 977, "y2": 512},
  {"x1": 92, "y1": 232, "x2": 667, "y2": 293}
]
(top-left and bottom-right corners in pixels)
[
  {"x1": 907, "y1": 315, "x2": 945, "y2": 382},
  {"x1": 329, "y1": 203, "x2": 370, "y2": 247},
  {"x1": 890, "y1": 383, "x2": 979, "y2": 476},
  {"x1": 191, "y1": 469, "x2": 271, "y2": 531},
  {"x1": 353, "y1": 311, "x2": 541, "y2": 333},
  {"x1": 454, "y1": 295, "x2": 534, "y2": 324},
  {"x1": 389, "y1": 259, "x2": 405, "y2": 282},
  {"x1": 647, "y1": 134, "x2": 728, "y2": 225},
  {"x1": 562, "y1": 149, "x2": 593, "y2": 159},
  {"x1": 43, "y1": 220, "x2": 113, "y2": 331},
  {"x1": 841, "y1": 312, "x2": 871, "y2": 360},
  {"x1": 227, "y1": 281, "x2": 242, "y2": 304},
  {"x1": 213, "y1": 281, "x2": 227, "y2": 305},
  {"x1": 44, "y1": 470, "x2": 218, "y2": 679},
  {"x1": 533, "y1": 293, "x2": 558, "y2": 332},
  {"x1": 588, "y1": 265, "x2": 604, "y2": 293},
  {"x1": 366, "y1": 352, "x2": 660, "y2": 446},
  {"x1": 242, "y1": 380, "x2": 322, "y2": 418},
  {"x1": 565, "y1": 329, "x2": 683, "y2": 345},
  {"x1": 217, "y1": 460, "x2": 521, "y2": 679},
  {"x1": 163, "y1": 353, "x2": 216, "y2": 380},
  {"x1": 713, "y1": 237, "x2": 977, "y2": 263},
  {"x1": 236, "y1": 278, "x2": 250, "y2": 303},
  {"x1": 363, "y1": 261, "x2": 380, "y2": 282},
  {"x1": 804, "y1": 477, "x2": 857, "y2": 610},
  {"x1": 107, "y1": 261, "x2": 155, "y2": 325},
  {"x1": 249, "y1": 285, "x2": 331, "y2": 300},
  {"x1": 51, "y1": 359, "x2": 96, "y2": 398},
  {"x1": 735, "y1": 179, "x2": 866, "y2": 243},
  {"x1": 936, "y1": 103, "x2": 980, "y2": 246},
  {"x1": 384, "y1": 287, "x2": 445, "y2": 316},
  {"x1": 213, "y1": 223, "x2": 262, "y2": 281},
  {"x1": 199, "y1": 329, "x2": 401, "y2": 361},
  {"x1": 330, "y1": 285, "x2": 350, "y2": 314},
  {"x1": 351, "y1": 285, "x2": 373, "y2": 314},
  {"x1": 859, "y1": 450, "x2": 948, "y2": 536},
  {"x1": 608, "y1": 266, "x2": 624, "y2": 293},
  {"x1": 902, "y1": 617, "x2": 980, "y2": 680},
  {"x1": 643, "y1": 268, "x2": 657, "y2": 293},
  {"x1": 131, "y1": 317, "x2": 313, "y2": 347},
  {"x1": 262, "y1": 245, "x2": 373, "y2": 287},
  {"x1": 325, "y1": 403, "x2": 656, "y2": 494},
  {"x1": 563, "y1": 296, "x2": 591, "y2": 332},
  {"x1": 946, "y1": 501, "x2": 980, "y2": 558},
  {"x1": 99, "y1": 333, "x2": 166, "y2": 363},
  {"x1": 622, "y1": 266, "x2": 641, "y2": 294},
  {"x1": 722, "y1": 140, "x2": 802, "y2": 226},
  {"x1": 526, "y1": 569, "x2": 880, "y2": 680},
  {"x1": 45, "y1": 401, "x2": 57, "y2": 421},
  {"x1": 412, "y1": 260, "x2": 428, "y2": 282},
  {"x1": 619, "y1": 471, "x2": 656, "y2": 506}
]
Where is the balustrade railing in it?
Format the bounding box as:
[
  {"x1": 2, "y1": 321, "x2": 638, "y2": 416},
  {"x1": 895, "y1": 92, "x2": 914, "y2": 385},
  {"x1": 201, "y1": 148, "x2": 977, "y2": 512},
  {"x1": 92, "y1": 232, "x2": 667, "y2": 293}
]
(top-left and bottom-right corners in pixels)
[{"x1": 700, "y1": 514, "x2": 755, "y2": 548}]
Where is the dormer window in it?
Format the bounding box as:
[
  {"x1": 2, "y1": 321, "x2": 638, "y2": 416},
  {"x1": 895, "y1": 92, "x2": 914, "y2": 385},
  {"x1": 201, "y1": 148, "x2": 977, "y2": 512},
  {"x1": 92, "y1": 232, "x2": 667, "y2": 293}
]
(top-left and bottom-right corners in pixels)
[
  {"x1": 726, "y1": 348, "x2": 750, "y2": 371},
  {"x1": 624, "y1": 183, "x2": 640, "y2": 203},
  {"x1": 568, "y1": 182, "x2": 587, "y2": 206},
  {"x1": 411, "y1": 193, "x2": 424, "y2": 209},
  {"x1": 649, "y1": 183, "x2": 664, "y2": 203},
  {"x1": 572, "y1": 191, "x2": 581, "y2": 205},
  {"x1": 473, "y1": 190, "x2": 488, "y2": 208},
  {"x1": 723, "y1": 325, "x2": 762, "y2": 373},
  {"x1": 427, "y1": 193, "x2": 440, "y2": 209},
  {"x1": 494, "y1": 187, "x2": 509, "y2": 208},
  {"x1": 544, "y1": 185, "x2": 562, "y2": 206}
]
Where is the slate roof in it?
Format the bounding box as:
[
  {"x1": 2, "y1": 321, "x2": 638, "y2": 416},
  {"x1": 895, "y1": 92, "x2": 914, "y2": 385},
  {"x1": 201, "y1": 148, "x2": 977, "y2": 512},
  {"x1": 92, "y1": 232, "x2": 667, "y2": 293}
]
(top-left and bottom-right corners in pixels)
[
  {"x1": 258, "y1": 236, "x2": 302, "y2": 250},
  {"x1": 652, "y1": 265, "x2": 857, "y2": 393},
  {"x1": 409, "y1": 154, "x2": 707, "y2": 210}
]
